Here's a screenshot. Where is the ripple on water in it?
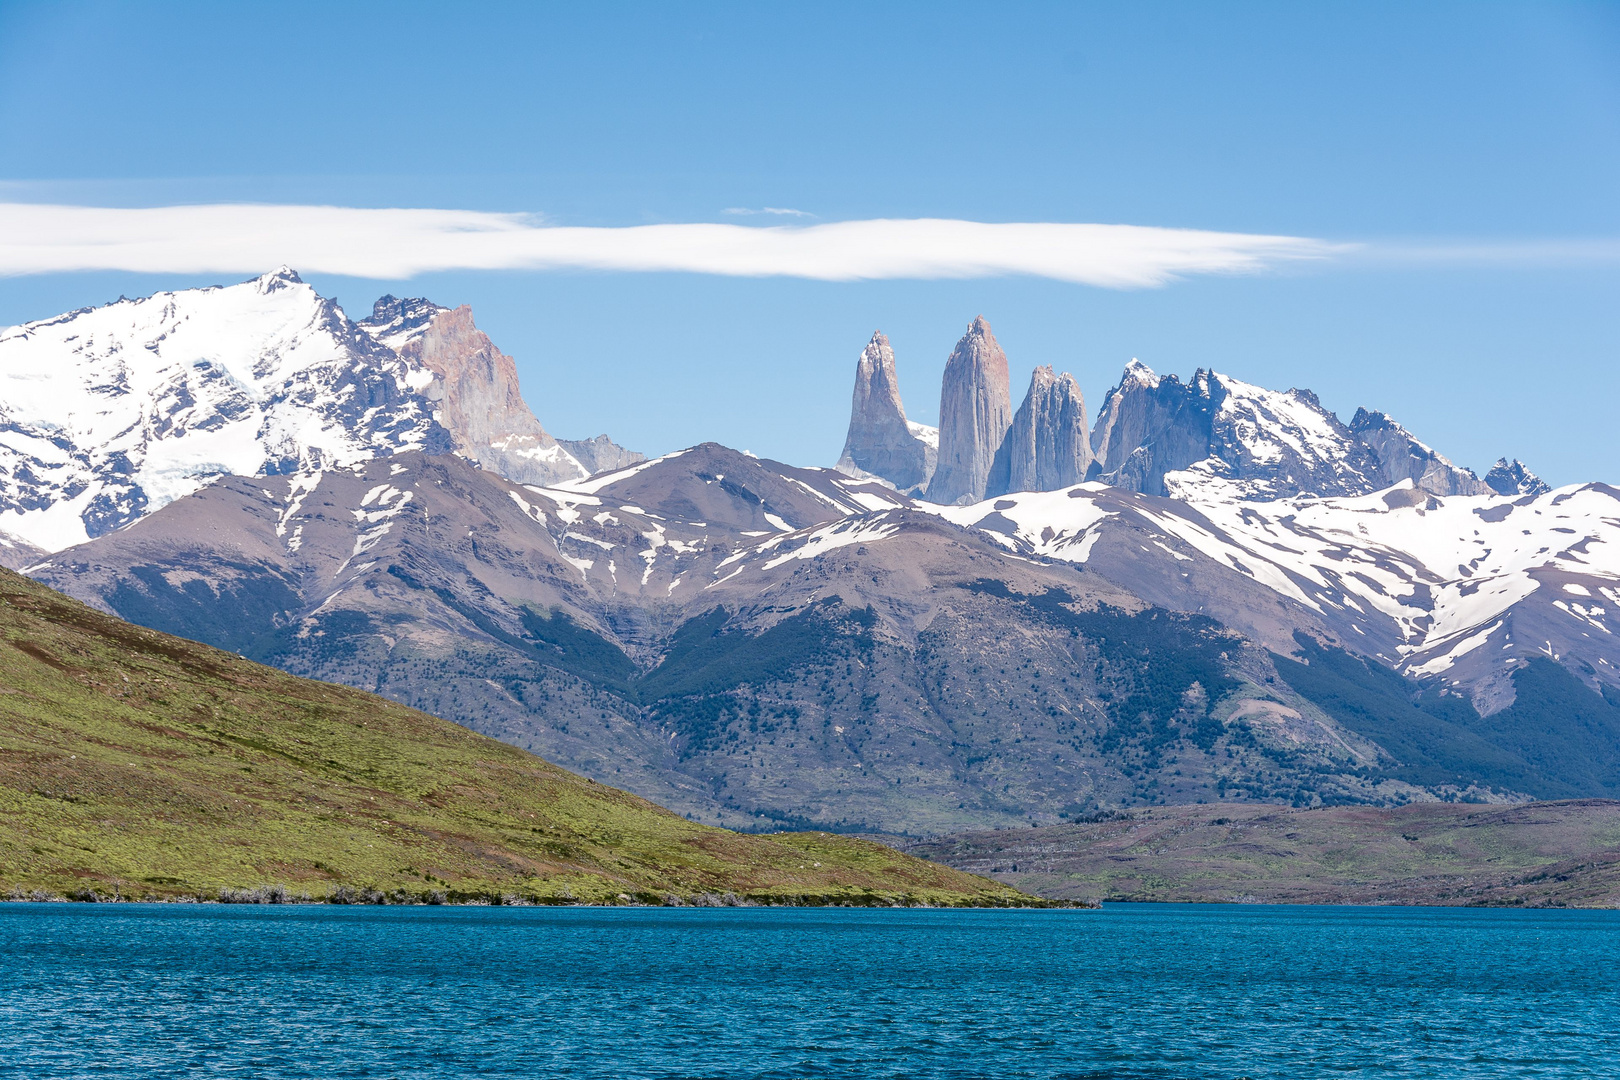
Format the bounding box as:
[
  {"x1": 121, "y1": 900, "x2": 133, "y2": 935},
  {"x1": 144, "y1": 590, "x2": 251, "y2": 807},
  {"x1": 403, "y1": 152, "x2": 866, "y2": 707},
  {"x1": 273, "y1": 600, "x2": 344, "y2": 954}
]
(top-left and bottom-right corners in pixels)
[{"x1": 1, "y1": 903, "x2": 1615, "y2": 1079}]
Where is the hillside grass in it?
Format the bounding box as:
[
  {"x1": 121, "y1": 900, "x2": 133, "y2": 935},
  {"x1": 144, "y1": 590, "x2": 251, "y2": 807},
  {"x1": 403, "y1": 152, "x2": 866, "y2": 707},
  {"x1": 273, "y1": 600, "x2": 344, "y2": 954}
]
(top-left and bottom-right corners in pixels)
[{"x1": 0, "y1": 569, "x2": 1038, "y2": 906}]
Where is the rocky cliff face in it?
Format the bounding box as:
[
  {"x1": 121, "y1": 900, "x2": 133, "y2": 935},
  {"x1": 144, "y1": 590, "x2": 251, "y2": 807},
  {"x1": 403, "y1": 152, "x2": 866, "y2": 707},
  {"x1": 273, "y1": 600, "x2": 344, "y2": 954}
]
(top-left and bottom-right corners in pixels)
[
  {"x1": 835, "y1": 332, "x2": 935, "y2": 493},
  {"x1": 1486, "y1": 458, "x2": 1552, "y2": 496},
  {"x1": 393, "y1": 305, "x2": 588, "y2": 488},
  {"x1": 1348, "y1": 409, "x2": 1489, "y2": 496},
  {"x1": 1087, "y1": 362, "x2": 1218, "y2": 495},
  {"x1": 926, "y1": 317, "x2": 1013, "y2": 505},
  {"x1": 987, "y1": 366, "x2": 1092, "y2": 496}
]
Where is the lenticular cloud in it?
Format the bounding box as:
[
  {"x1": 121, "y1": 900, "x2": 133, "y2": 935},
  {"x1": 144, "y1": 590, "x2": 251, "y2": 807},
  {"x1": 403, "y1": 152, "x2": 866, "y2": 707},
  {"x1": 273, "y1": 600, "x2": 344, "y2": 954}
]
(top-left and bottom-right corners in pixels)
[{"x1": 0, "y1": 203, "x2": 1337, "y2": 287}]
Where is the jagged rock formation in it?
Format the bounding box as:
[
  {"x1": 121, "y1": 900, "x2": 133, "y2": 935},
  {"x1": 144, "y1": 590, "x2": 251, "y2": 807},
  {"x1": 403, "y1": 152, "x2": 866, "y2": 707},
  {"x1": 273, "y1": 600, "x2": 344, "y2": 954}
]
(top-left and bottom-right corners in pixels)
[
  {"x1": 1089, "y1": 362, "x2": 1442, "y2": 500},
  {"x1": 987, "y1": 366, "x2": 1092, "y2": 496},
  {"x1": 926, "y1": 317, "x2": 1013, "y2": 505},
  {"x1": 1348, "y1": 409, "x2": 1489, "y2": 495},
  {"x1": 1087, "y1": 362, "x2": 1226, "y2": 496},
  {"x1": 392, "y1": 305, "x2": 588, "y2": 488},
  {"x1": 1486, "y1": 458, "x2": 1552, "y2": 496},
  {"x1": 357, "y1": 294, "x2": 447, "y2": 351},
  {"x1": 835, "y1": 332, "x2": 935, "y2": 493},
  {"x1": 559, "y1": 435, "x2": 645, "y2": 476}
]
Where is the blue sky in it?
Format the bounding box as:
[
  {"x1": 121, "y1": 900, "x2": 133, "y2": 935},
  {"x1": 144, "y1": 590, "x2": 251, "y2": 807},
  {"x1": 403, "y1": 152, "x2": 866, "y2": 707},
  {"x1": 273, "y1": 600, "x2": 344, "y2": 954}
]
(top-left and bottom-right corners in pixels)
[{"x1": 1, "y1": 1, "x2": 1617, "y2": 482}]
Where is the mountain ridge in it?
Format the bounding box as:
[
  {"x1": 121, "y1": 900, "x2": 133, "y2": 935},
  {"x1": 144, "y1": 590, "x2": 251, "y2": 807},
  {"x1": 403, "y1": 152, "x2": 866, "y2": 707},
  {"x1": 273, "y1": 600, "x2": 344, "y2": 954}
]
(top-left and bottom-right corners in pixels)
[
  {"x1": 6, "y1": 277, "x2": 1615, "y2": 837},
  {"x1": 0, "y1": 270, "x2": 640, "y2": 553}
]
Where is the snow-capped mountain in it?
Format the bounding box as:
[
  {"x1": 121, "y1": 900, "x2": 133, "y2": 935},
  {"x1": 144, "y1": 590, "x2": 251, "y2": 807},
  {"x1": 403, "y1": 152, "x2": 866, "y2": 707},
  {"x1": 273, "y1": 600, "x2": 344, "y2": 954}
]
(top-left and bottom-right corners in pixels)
[
  {"x1": 0, "y1": 268, "x2": 448, "y2": 550},
  {"x1": 907, "y1": 477, "x2": 1620, "y2": 710},
  {"x1": 10, "y1": 286, "x2": 1616, "y2": 824},
  {"x1": 0, "y1": 270, "x2": 640, "y2": 552}
]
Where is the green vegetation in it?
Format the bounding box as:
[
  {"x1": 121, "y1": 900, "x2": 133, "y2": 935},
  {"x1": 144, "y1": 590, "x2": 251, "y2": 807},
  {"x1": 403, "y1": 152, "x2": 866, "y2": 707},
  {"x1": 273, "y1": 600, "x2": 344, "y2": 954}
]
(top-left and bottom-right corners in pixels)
[
  {"x1": 0, "y1": 569, "x2": 1038, "y2": 906},
  {"x1": 1273, "y1": 634, "x2": 1620, "y2": 798}
]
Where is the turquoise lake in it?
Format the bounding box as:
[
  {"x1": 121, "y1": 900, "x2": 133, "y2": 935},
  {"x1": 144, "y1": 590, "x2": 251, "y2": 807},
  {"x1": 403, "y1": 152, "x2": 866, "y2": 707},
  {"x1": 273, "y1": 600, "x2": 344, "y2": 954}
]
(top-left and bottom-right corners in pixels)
[{"x1": 1, "y1": 902, "x2": 1614, "y2": 1078}]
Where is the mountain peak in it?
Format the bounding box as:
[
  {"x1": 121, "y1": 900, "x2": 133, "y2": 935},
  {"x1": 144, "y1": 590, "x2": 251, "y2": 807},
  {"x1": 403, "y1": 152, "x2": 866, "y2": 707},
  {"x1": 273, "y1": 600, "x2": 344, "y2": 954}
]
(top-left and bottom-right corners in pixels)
[
  {"x1": 836, "y1": 329, "x2": 932, "y2": 492},
  {"x1": 926, "y1": 316, "x2": 1013, "y2": 504},
  {"x1": 360, "y1": 294, "x2": 450, "y2": 352},
  {"x1": 1121, "y1": 358, "x2": 1160, "y2": 388},
  {"x1": 986, "y1": 365, "x2": 1091, "y2": 497},
  {"x1": 1486, "y1": 458, "x2": 1551, "y2": 497},
  {"x1": 254, "y1": 266, "x2": 305, "y2": 292},
  {"x1": 393, "y1": 304, "x2": 586, "y2": 487},
  {"x1": 1348, "y1": 407, "x2": 1487, "y2": 496}
]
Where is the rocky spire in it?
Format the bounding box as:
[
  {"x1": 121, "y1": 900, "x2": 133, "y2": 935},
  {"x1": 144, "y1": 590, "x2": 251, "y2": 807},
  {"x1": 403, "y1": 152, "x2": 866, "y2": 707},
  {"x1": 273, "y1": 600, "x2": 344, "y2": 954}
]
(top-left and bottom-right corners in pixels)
[
  {"x1": 986, "y1": 366, "x2": 1092, "y2": 496},
  {"x1": 835, "y1": 331, "x2": 933, "y2": 492},
  {"x1": 925, "y1": 316, "x2": 1013, "y2": 505},
  {"x1": 1485, "y1": 458, "x2": 1551, "y2": 496}
]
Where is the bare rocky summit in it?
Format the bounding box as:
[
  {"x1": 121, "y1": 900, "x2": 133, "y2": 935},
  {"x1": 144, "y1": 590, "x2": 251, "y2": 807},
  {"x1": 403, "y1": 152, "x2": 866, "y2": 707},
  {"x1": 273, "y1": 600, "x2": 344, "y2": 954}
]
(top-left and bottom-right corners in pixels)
[
  {"x1": 926, "y1": 317, "x2": 1013, "y2": 505},
  {"x1": 560, "y1": 434, "x2": 646, "y2": 476},
  {"x1": 396, "y1": 304, "x2": 588, "y2": 487},
  {"x1": 987, "y1": 366, "x2": 1092, "y2": 497},
  {"x1": 836, "y1": 332, "x2": 935, "y2": 493},
  {"x1": 1486, "y1": 457, "x2": 1551, "y2": 496}
]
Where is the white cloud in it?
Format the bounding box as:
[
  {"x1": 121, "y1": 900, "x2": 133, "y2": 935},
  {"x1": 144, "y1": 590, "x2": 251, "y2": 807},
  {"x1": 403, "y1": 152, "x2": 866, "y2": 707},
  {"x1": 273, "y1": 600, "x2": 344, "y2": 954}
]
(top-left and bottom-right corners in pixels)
[{"x1": 0, "y1": 202, "x2": 1342, "y2": 287}]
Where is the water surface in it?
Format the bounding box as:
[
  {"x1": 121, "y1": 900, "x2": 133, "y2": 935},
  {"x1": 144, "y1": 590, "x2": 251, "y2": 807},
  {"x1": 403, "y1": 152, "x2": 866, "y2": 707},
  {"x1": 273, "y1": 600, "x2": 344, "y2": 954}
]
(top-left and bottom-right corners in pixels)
[{"x1": 1, "y1": 902, "x2": 1613, "y2": 1078}]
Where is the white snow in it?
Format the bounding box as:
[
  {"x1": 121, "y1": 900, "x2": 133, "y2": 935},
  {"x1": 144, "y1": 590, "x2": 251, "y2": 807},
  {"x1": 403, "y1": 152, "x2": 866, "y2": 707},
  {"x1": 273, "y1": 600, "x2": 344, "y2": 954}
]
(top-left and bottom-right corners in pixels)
[
  {"x1": 925, "y1": 479, "x2": 1620, "y2": 677},
  {"x1": 759, "y1": 516, "x2": 902, "y2": 571},
  {"x1": 0, "y1": 270, "x2": 440, "y2": 551},
  {"x1": 906, "y1": 421, "x2": 939, "y2": 450}
]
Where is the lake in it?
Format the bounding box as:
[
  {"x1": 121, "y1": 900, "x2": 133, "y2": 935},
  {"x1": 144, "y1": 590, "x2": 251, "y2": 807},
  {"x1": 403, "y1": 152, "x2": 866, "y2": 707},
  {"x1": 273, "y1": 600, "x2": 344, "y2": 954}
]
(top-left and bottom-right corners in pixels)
[{"x1": 1, "y1": 902, "x2": 1614, "y2": 1078}]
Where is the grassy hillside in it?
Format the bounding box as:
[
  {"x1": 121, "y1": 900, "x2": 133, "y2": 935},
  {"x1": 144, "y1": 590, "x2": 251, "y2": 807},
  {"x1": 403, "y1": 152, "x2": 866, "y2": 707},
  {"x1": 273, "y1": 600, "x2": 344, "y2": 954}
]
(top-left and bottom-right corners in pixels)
[
  {"x1": 907, "y1": 800, "x2": 1620, "y2": 907},
  {"x1": 0, "y1": 569, "x2": 1034, "y2": 906}
]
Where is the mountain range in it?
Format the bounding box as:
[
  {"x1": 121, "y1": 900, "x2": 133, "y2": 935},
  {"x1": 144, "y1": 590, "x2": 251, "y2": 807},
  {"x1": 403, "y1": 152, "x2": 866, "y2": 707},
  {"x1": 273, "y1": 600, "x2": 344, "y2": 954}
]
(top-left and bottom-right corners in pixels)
[{"x1": 5, "y1": 272, "x2": 1618, "y2": 835}]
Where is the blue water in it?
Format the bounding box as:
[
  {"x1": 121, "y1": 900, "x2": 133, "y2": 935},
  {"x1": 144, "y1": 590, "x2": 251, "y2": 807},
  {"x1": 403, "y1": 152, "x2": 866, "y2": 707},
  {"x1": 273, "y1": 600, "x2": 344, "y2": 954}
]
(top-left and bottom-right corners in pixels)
[{"x1": 0, "y1": 903, "x2": 1615, "y2": 1079}]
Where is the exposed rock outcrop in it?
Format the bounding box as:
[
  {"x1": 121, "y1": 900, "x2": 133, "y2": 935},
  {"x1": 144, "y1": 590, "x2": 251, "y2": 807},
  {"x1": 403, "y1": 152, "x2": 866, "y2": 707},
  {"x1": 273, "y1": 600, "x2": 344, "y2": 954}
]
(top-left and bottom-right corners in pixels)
[
  {"x1": 1087, "y1": 362, "x2": 1219, "y2": 495},
  {"x1": 1348, "y1": 409, "x2": 1489, "y2": 496},
  {"x1": 395, "y1": 306, "x2": 588, "y2": 487},
  {"x1": 559, "y1": 435, "x2": 645, "y2": 477},
  {"x1": 926, "y1": 317, "x2": 1013, "y2": 505},
  {"x1": 836, "y1": 332, "x2": 935, "y2": 493},
  {"x1": 986, "y1": 366, "x2": 1092, "y2": 496},
  {"x1": 358, "y1": 295, "x2": 447, "y2": 352},
  {"x1": 1486, "y1": 458, "x2": 1551, "y2": 496}
]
